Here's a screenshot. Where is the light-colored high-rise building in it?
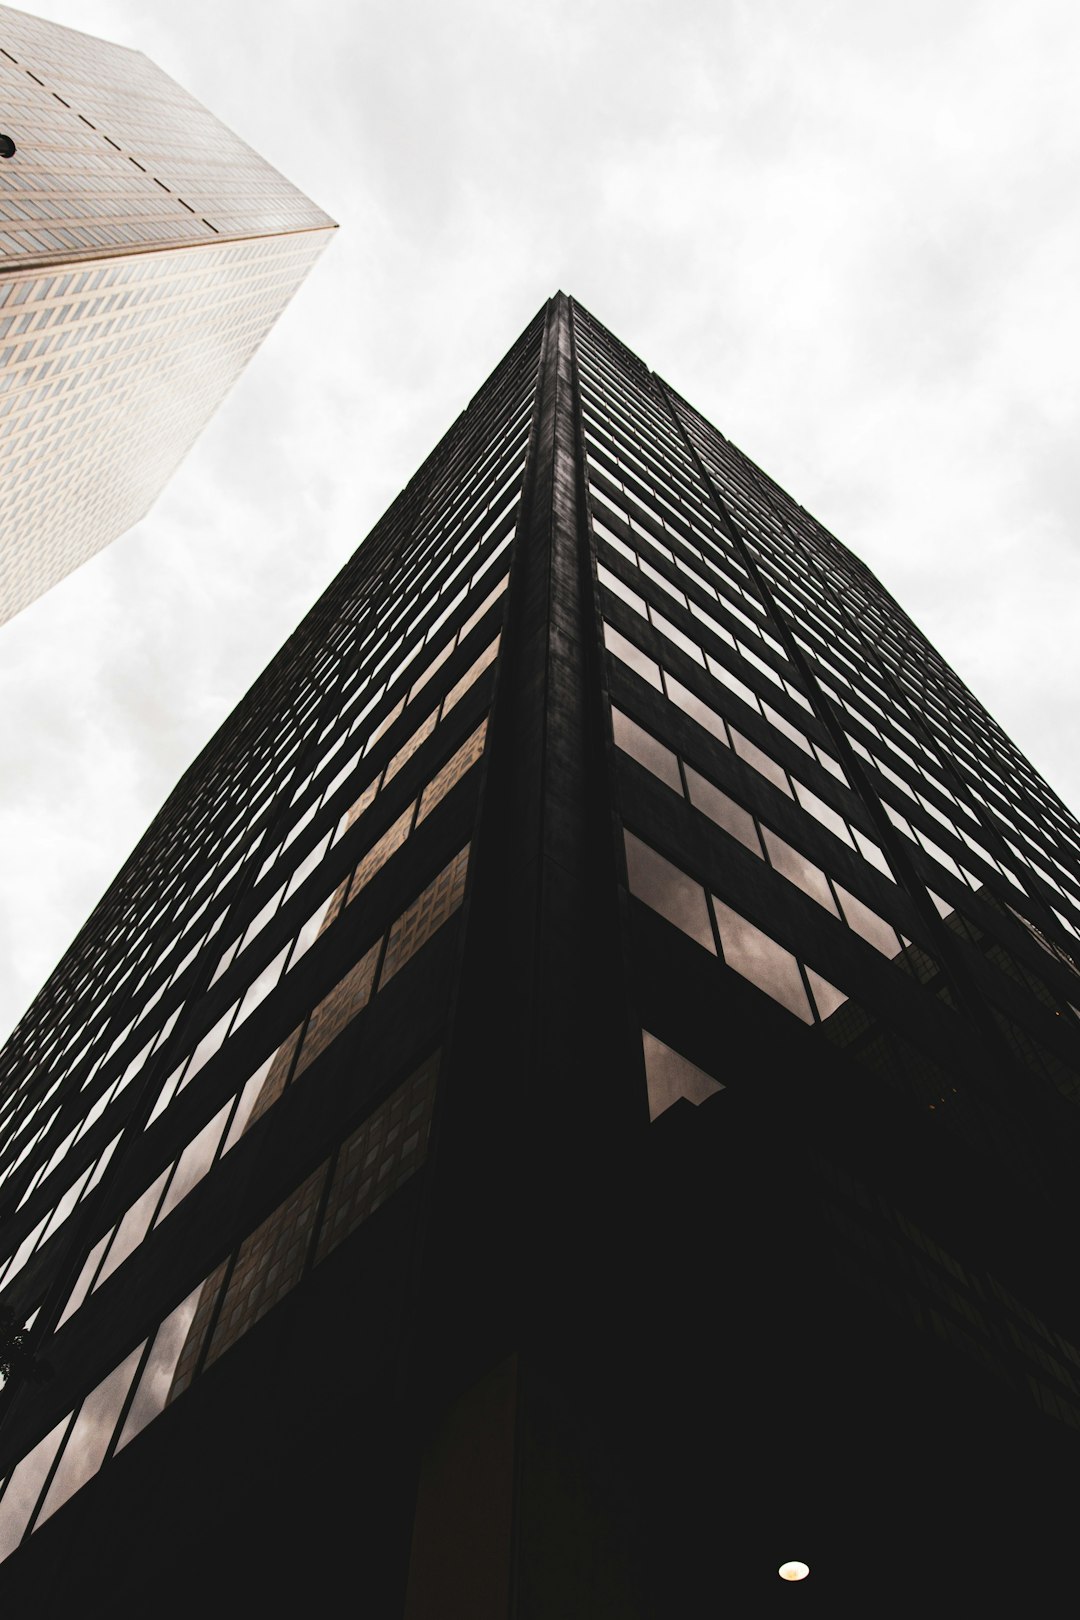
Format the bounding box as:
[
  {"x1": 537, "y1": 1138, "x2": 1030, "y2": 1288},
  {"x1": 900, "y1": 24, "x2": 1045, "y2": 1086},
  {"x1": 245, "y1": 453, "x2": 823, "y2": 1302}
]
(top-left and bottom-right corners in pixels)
[{"x1": 0, "y1": 5, "x2": 335, "y2": 623}]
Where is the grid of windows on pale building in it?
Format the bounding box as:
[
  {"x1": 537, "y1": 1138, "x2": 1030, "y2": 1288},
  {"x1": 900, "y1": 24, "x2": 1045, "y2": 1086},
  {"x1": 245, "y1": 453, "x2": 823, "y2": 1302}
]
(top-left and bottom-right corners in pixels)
[
  {"x1": 0, "y1": 5, "x2": 331, "y2": 261},
  {"x1": 0, "y1": 3, "x2": 336, "y2": 621},
  {"x1": 0, "y1": 232, "x2": 331, "y2": 615}
]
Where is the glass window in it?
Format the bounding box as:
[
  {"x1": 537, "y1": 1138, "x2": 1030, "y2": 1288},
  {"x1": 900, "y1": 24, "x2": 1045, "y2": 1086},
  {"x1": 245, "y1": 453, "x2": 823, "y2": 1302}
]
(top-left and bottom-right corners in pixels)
[
  {"x1": 663, "y1": 674, "x2": 729, "y2": 746},
  {"x1": 642, "y1": 1030, "x2": 723, "y2": 1121},
  {"x1": 598, "y1": 563, "x2": 646, "y2": 617},
  {"x1": 805, "y1": 967, "x2": 849, "y2": 1021},
  {"x1": 284, "y1": 830, "x2": 333, "y2": 902},
  {"x1": 688, "y1": 600, "x2": 735, "y2": 647},
  {"x1": 36, "y1": 1344, "x2": 145, "y2": 1526},
  {"x1": 793, "y1": 780, "x2": 855, "y2": 846},
  {"x1": 407, "y1": 640, "x2": 456, "y2": 705},
  {"x1": 232, "y1": 1031, "x2": 303, "y2": 1138},
  {"x1": 442, "y1": 635, "x2": 500, "y2": 713},
  {"x1": 35, "y1": 1162, "x2": 94, "y2": 1248},
  {"x1": 379, "y1": 845, "x2": 472, "y2": 985},
  {"x1": 624, "y1": 832, "x2": 716, "y2": 954},
  {"x1": 294, "y1": 940, "x2": 382, "y2": 1079},
  {"x1": 280, "y1": 798, "x2": 318, "y2": 855},
  {"x1": 707, "y1": 656, "x2": 758, "y2": 711},
  {"x1": 210, "y1": 934, "x2": 241, "y2": 987},
  {"x1": 814, "y1": 744, "x2": 849, "y2": 783},
  {"x1": 56, "y1": 1227, "x2": 114, "y2": 1329},
  {"x1": 0, "y1": 1415, "x2": 71, "y2": 1560},
  {"x1": 181, "y1": 1001, "x2": 238, "y2": 1087},
  {"x1": 640, "y1": 557, "x2": 686, "y2": 607},
  {"x1": 94, "y1": 1166, "x2": 171, "y2": 1290},
  {"x1": 853, "y1": 827, "x2": 893, "y2": 879},
  {"x1": 239, "y1": 884, "x2": 286, "y2": 954},
  {"x1": 115, "y1": 1279, "x2": 209, "y2": 1453},
  {"x1": 154, "y1": 1101, "x2": 232, "y2": 1226},
  {"x1": 458, "y1": 571, "x2": 509, "y2": 642},
  {"x1": 611, "y1": 707, "x2": 682, "y2": 793},
  {"x1": 221, "y1": 1054, "x2": 278, "y2": 1154},
  {"x1": 730, "y1": 729, "x2": 792, "y2": 797},
  {"x1": 363, "y1": 694, "x2": 405, "y2": 752},
  {"x1": 603, "y1": 621, "x2": 662, "y2": 691},
  {"x1": 761, "y1": 828, "x2": 840, "y2": 916},
  {"x1": 711, "y1": 895, "x2": 813, "y2": 1023},
  {"x1": 417, "y1": 719, "x2": 488, "y2": 822},
  {"x1": 205, "y1": 1165, "x2": 328, "y2": 1368},
  {"x1": 315, "y1": 1054, "x2": 440, "y2": 1262},
  {"x1": 233, "y1": 945, "x2": 290, "y2": 1030},
  {"x1": 324, "y1": 745, "x2": 365, "y2": 807},
  {"x1": 383, "y1": 709, "x2": 438, "y2": 785},
  {"x1": 650, "y1": 608, "x2": 705, "y2": 667},
  {"x1": 348, "y1": 803, "x2": 416, "y2": 903},
  {"x1": 147, "y1": 1064, "x2": 185, "y2": 1126},
  {"x1": 762, "y1": 702, "x2": 811, "y2": 755},
  {"x1": 684, "y1": 766, "x2": 761, "y2": 855},
  {"x1": 834, "y1": 885, "x2": 902, "y2": 959},
  {"x1": 288, "y1": 878, "x2": 349, "y2": 970}
]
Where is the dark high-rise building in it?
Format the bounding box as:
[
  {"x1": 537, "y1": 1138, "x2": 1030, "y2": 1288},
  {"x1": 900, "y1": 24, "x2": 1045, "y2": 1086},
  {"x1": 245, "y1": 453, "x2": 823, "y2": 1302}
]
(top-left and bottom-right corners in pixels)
[{"x1": 2, "y1": 294, "x2": 1080, "y2": 1615}]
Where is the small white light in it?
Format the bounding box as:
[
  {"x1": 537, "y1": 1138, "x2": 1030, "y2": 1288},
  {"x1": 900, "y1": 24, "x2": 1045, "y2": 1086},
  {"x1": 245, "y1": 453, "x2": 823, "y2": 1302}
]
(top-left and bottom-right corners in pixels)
[{"x1": 778, "y1": 1560, "x2": 810, "y2": 1582}]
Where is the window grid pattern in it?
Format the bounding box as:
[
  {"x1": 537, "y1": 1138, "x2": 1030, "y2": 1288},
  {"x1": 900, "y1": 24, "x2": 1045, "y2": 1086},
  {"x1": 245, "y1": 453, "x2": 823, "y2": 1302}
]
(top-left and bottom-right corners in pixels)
[
  {"x1": 0, "y1": 4, "x2": 335, "y2": 620},
  {"x1": 0, "y1": 1053, "x2": 440, "y2": 1564},
  {"x1": 569, "y1": 299, "x2": 1080, "y2": 1127},
  {"x1": 0, "y1": 317, "x2": 533, "y2": 1155},
  {"x1": 0, "y1": 311, "x2": 535, "y2": 1401}
]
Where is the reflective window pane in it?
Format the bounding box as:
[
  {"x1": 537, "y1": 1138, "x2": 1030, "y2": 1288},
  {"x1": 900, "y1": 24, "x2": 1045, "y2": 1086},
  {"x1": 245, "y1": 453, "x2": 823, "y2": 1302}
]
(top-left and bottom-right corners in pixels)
[
  {"x1": 805, "y1": 967, "x2": 850, "y2": 1022},
  {"x1": 294, "y1": 940, "x2": 382, "y2": 1078},
  {"x1": 347, "y1": 803, "x2": 416, "y2": 903},
  {"x1": 94, "y1": 1167, "x2": 171, "y2": 1290},
  {"x1": 598, "y1": 563, "x2": 646, "y2": 618},
  {"x1": 379, "y1": 845, "x2": 471, "y2": 985},
  {"x1": 0, "y1": 1415, "x2": 71, "y2": 1560},
  {"x1": 233, "y1": 944, "x2": 290, "y2": 1029},
  {"x1": 182, "y1": 1001, "x2": 238, "y2": 1086},
  {"x1": 642, "y1": 1030, "x2": 723, "y2": 1121},
  {"x1": 603, "y1": 621, "x2": 662, "y2": 691},
  {"x1": 625, "y1": 832, "x2": 716, "y2": 954},
  {"x1": 853, "y1": 827, "x2": 893, "y2": 879},
  {"x1": 650, "y1": 608, "x2": 704, "y2": 667},
  {"x1": 154, "y1": 1101, "x2": 232, "y2": 1226},
  {"x1": 730, "y1": 730, "x2": 792, "y2": 797},
  {"x1": 711, "y1": 895, "x2": 813, "y2": 1023},
  {"x1": 684, "y1": 766, "x2": 762, "y2": 855},
  {"x1": 36, "y1": 1344, "x2": 145, "y2": 1525},
  {"x1": 418, "y1": 719, "x2": 488, "y2": 822},
  {"x1": 761, "y1": 828, "x2": 840, "y2": 916},
  {"x1": 706, "y1": 656, "x2": 758, "y2": 711},
  {"x1": 612, "y1": 707, "x2": 682, "y2": 793},
  {"x1": 663, "y1": 674, "x2": 730, "y2": 747},
  {"x1": 835, "y1": 885, "x2": 903, "y2": 959},
  {"x1": 115, "y1": 1281, "x2": 208, "y2": 1453},
  {"x1": 793, "y1": 780, "x2": 854, "y2": 846},
  {"x1": 284, "y1": 830, "x2": 333, "y2": 902},
  {"x1": 56, "y1": 1227, "x2": 113, "y2": 1329}
]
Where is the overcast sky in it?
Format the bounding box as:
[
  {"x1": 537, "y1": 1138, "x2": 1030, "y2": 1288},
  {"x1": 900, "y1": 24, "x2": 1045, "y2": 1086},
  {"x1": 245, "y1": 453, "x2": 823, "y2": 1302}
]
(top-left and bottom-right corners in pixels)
[{"x1": 1, "y1": 0, "x2": 1078, "y2": 1041}]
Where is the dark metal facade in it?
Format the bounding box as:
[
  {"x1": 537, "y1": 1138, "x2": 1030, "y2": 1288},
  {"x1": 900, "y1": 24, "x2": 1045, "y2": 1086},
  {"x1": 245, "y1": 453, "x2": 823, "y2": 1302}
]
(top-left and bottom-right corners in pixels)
[{"x1": 1, "y1": 294, "x2": 1079, "y2": 1613}]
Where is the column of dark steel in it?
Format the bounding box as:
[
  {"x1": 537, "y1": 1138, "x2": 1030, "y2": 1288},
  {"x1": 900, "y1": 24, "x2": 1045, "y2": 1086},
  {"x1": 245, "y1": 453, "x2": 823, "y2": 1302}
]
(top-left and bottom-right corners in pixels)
[{"x1": 399, "y1": 292, "x2": 647, "y2": 1619}]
